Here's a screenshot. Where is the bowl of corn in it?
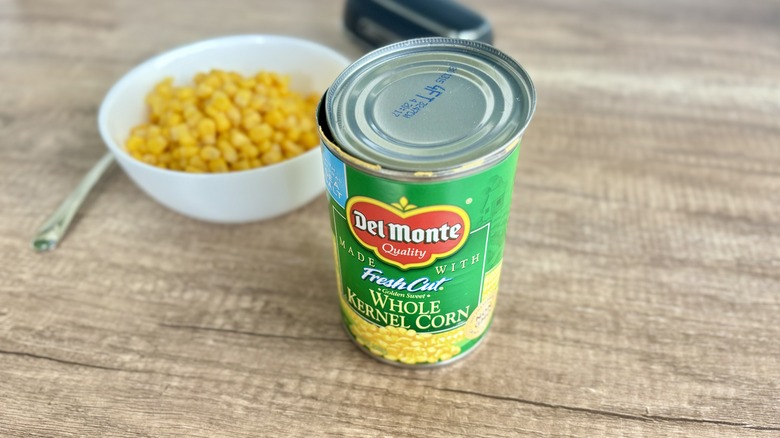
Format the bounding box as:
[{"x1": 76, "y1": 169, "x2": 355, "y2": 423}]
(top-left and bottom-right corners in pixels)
[{"x1": 98, "y1": 35, "x2": 351, "y2": 223}]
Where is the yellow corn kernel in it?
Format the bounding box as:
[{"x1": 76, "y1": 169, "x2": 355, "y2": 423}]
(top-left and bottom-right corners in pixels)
[
  {"x1": 162, "y1": 112, "x2": 183, "y2": 127},
  {"x1": 213, "y1": 113, "x2": 231, "y2": 132},
  {"x1": 261, "y1": 146, "x2": 283, "y2": 165},
  {"x1": 154, "y1": 77, "x2": 174, "y2": 97},
  {"x1": 248, "y1": 123, "x2": 273, "y2": 143},
  {"x1": 249, "y1": 94, "x2": 268, "y2": 111},
  {"x1": 204, "y1": 104, "x2": 219, "y2": 118},
  {"x1": 282, "y1": 140, "x2": 304, "y2": 158},
  {"x1": 200, "y1": 145, "x2": 221, "y2": 161},
  {"x1": 218, "y1": 143, "x2": 239, "y2": 163},
  {"x1": 211, "y1": 91, "x2": 231, "y2": 111},
  {"x1": 239, "y1": 144, "x2": 259, "y2": 158},
  {"x1": 256, "y1": 71, "x2": 272, "y2": 86},
  {"x1": 223, "y1": 81, "x2": 239, "y2": 97},
  {"x1": 185, "y1": 165, "x2": 205, "y2": 173},
  {"x1": 257, "y1": 140, "x2": 273, "y2": 153},
  {"x1": 242, "y1": 109, "x2": 261, "y2": 131},
  {"x1": 204, "y1": 73, "x2": 221, "y2": 89},
  {"x1": 196, "y1": 83, "x2": 214, "y2": 99},
  {"x1": 264, "y1": 110, "x2": 284, "y2": 128},
  {"x1": 230, "y1": 130, "x2": 250, "y2": 147},
  {"x1": 169, "y1": 124, "x2": 187, "y2": 142},
  {"x1": 183, "y1": 104, "x2": 201, "y2": 120},
  {"x1": 176, "y1": 87, "x2": 194, "y2": 100},
  {"x1": 181, "y1": 146, "x2": 200, "y2": 158},
  {"x1": 179, "y1": 135, "x2": 197, "y2": 148},
  {"x1": 239, "y1": 78, "x2": 256, "y2": 89},
  {"x1": 147, "y1": 136, "x2": 168, "y2": 154},
  {"x1": 285, "y1": 128, "x2": 301, "y2": 143},
  {"x1": 197, "y1": 118, "x2": 217, "y2": 144},
  {"x1": 126, "y1": 135, "x2": 145, "y2": 153},
  {"x1": 189, "y1": 155, "x2": 207, "y2": 170},
  {"x1": 208, "y1": 158, "x2": 229, "y2": 173},
  {"x1": 280, "y1": 98, "x2": 300, "y2": 115},
  {"x1": 299, "y1": 115, "x2": 315, "y2": 131},
  {"x1": 232, "y1": 159, "x2": 250, "y2": 171},
  {"x1": 226, "y1": 106, "x2": 241, "y2": 125},
  {"x1": 234, "y1": 89, "x2": 252, "y2": 108},
  {"x1": 300, "y1": 131, "x2": 320, "y2": 149},
  {"x1": 249, "y1": 158, "x2": 262, "y2": 168}
]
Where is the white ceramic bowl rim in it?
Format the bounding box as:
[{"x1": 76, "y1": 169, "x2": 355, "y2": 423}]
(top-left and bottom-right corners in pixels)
[{"x1": 98, "y1": 34, "x2": 350, "y2": 180}]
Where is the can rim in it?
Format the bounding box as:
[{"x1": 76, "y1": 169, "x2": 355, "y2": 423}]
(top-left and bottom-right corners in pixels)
[{"x1": 324, "y1": 37, "x2": 536, "y2": 178}]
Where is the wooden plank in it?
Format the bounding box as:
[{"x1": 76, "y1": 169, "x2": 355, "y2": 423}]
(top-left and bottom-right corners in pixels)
[{"x1": 1, "y1": 0, "x2": 778, "y2": 436}]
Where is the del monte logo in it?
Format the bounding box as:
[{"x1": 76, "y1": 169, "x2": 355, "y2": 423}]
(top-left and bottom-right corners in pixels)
[{"x1": 346, "y1": 196, "x2": 470, "y2": 269}]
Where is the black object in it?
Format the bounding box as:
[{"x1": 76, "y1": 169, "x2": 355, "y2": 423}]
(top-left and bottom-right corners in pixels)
[{"x1": 344, "y1": 0, "x2": 493, "y2": 49}]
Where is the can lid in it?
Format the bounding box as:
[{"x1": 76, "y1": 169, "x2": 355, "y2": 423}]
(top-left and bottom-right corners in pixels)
[{"x1": 325, "y1": 37, "x2": 535, "y2": 172}]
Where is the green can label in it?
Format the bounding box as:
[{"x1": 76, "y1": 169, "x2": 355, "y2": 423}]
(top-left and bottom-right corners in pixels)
[{"x1": 323, "y1": 144, "x2": 520, "y2": 366}]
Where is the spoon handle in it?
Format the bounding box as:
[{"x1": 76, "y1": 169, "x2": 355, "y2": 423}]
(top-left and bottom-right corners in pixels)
[{"x1": 32, "y1": 153, "x2": 116, "y2": 252}]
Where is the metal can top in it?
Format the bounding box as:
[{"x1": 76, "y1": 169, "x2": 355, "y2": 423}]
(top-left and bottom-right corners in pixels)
[{"x1": 325, "y1": 37, "x2": 536, "y2": 174}]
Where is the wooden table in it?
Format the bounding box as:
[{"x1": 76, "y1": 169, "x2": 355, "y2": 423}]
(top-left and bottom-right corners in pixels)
[{"x1": 2, "y1": 0, "x2": 779, "y2": 436}]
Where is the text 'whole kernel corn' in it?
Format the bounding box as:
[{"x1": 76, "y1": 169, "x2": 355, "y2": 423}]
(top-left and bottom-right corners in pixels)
[{"x1": 125, "y1": 70, "x2": 321, "y2": 173}]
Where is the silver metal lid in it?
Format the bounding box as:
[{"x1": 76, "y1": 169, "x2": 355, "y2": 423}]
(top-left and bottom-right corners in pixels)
[{"x1": 325, "y1": 37, "x2": 536, "y2": 172}]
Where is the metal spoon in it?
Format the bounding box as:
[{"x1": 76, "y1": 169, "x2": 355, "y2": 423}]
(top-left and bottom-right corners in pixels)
[{"x1": 31, "y1": 153, "x2": 115, "y2": 252}]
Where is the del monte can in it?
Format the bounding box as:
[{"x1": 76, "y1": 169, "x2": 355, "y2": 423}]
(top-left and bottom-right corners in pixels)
[{"x1": 318, "y1": 37, "x2": 536, "y2": 367}]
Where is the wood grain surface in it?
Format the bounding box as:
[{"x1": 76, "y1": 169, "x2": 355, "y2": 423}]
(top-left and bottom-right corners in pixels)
[{"x1": 2, "y1": 0, "x2": 779, "y2": 436}]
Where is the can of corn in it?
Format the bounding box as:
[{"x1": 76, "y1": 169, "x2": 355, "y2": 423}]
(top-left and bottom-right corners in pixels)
[{"x1": 318, "y1": 37, "x2": 536, "y2": 367}]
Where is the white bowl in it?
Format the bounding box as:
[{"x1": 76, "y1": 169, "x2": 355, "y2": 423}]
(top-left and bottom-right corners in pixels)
[{"x1": 98, "y1": 35, "x2": 351, "y2": 223}]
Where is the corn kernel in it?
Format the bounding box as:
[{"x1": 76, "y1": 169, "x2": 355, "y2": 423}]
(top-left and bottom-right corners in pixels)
[
  {"x1": 300, "y1": 131, "x2": 320, "y2": 149},
  {"x1": 230, "y1": 130, "x2": 250, "y2": 147},
  {"x1": 239, "y1": 144, "x2": 259, "y2": 158},
  {"x1": 208, "y1": 158, "x2": 229, "y2": 173},
  {"x1": 211, "y1": 91, "x2": 231, "y2": 111},
  {"x1": 213, "y1": 113, "x2": 231, "y2": 132},
  {"x1": 218, "y1": 143, "x2": 239, "y2": 163},
  {"x1": 181, "y1": 146, "x2": 200, "y2": 158},
  {"x1": 232, "y1": 159, "x2": 250, "y2": 171},
  {"x1": 242, "y1": 110, "x2": 261, "y2": 131},
  {"x1": 223, "y1": 81, "x2": 239, "y2": 97},
  {"x1": 286, "y1": 128, "x2": 301, "y2": 143},
  {"x1": 147, "y1": 136, "x2": 168, "y2": 154},
  {"x1": 189, "y1": 155, "x2": 207, "y2": 169},
  {"x1": 226, "y1": 106, "x2": 241, "y2": 125},
  {"x1": 196, "y1": 83, "x2": 214, "y2": 99},
  {"x1": 240, "y1": 78, "x2": 256, "y2": 89},
  {"x1": 261, "y1": 147, "x2": 283, "y2": 165},
  {"x1": 264, "y1": 110, "x2": 284, "y2": 128},
  {"x1": 200, "y1": 145, "x2": 221, "y2": 161},
  {"x1": 248, "y1": 123, "x2": 273, "y2": 143},
  {"x1": 282, "y1": 140, "x2": 304, "y2": 158},
  {"x1": 197, "y1": 118, "x2": 217, "y2": 144},
  {"x1": 176, "y1": 87, "x2": 194, "y2": 100},
  {"x1": 234, "y1": 89, "x2": 252, "y2": 108},
  {"x1": 126, "y1": 136, "x2": 144, "y2": 153},
  {"x1": 179, "y1": 135, "x2": 197, "y2": 148}
]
